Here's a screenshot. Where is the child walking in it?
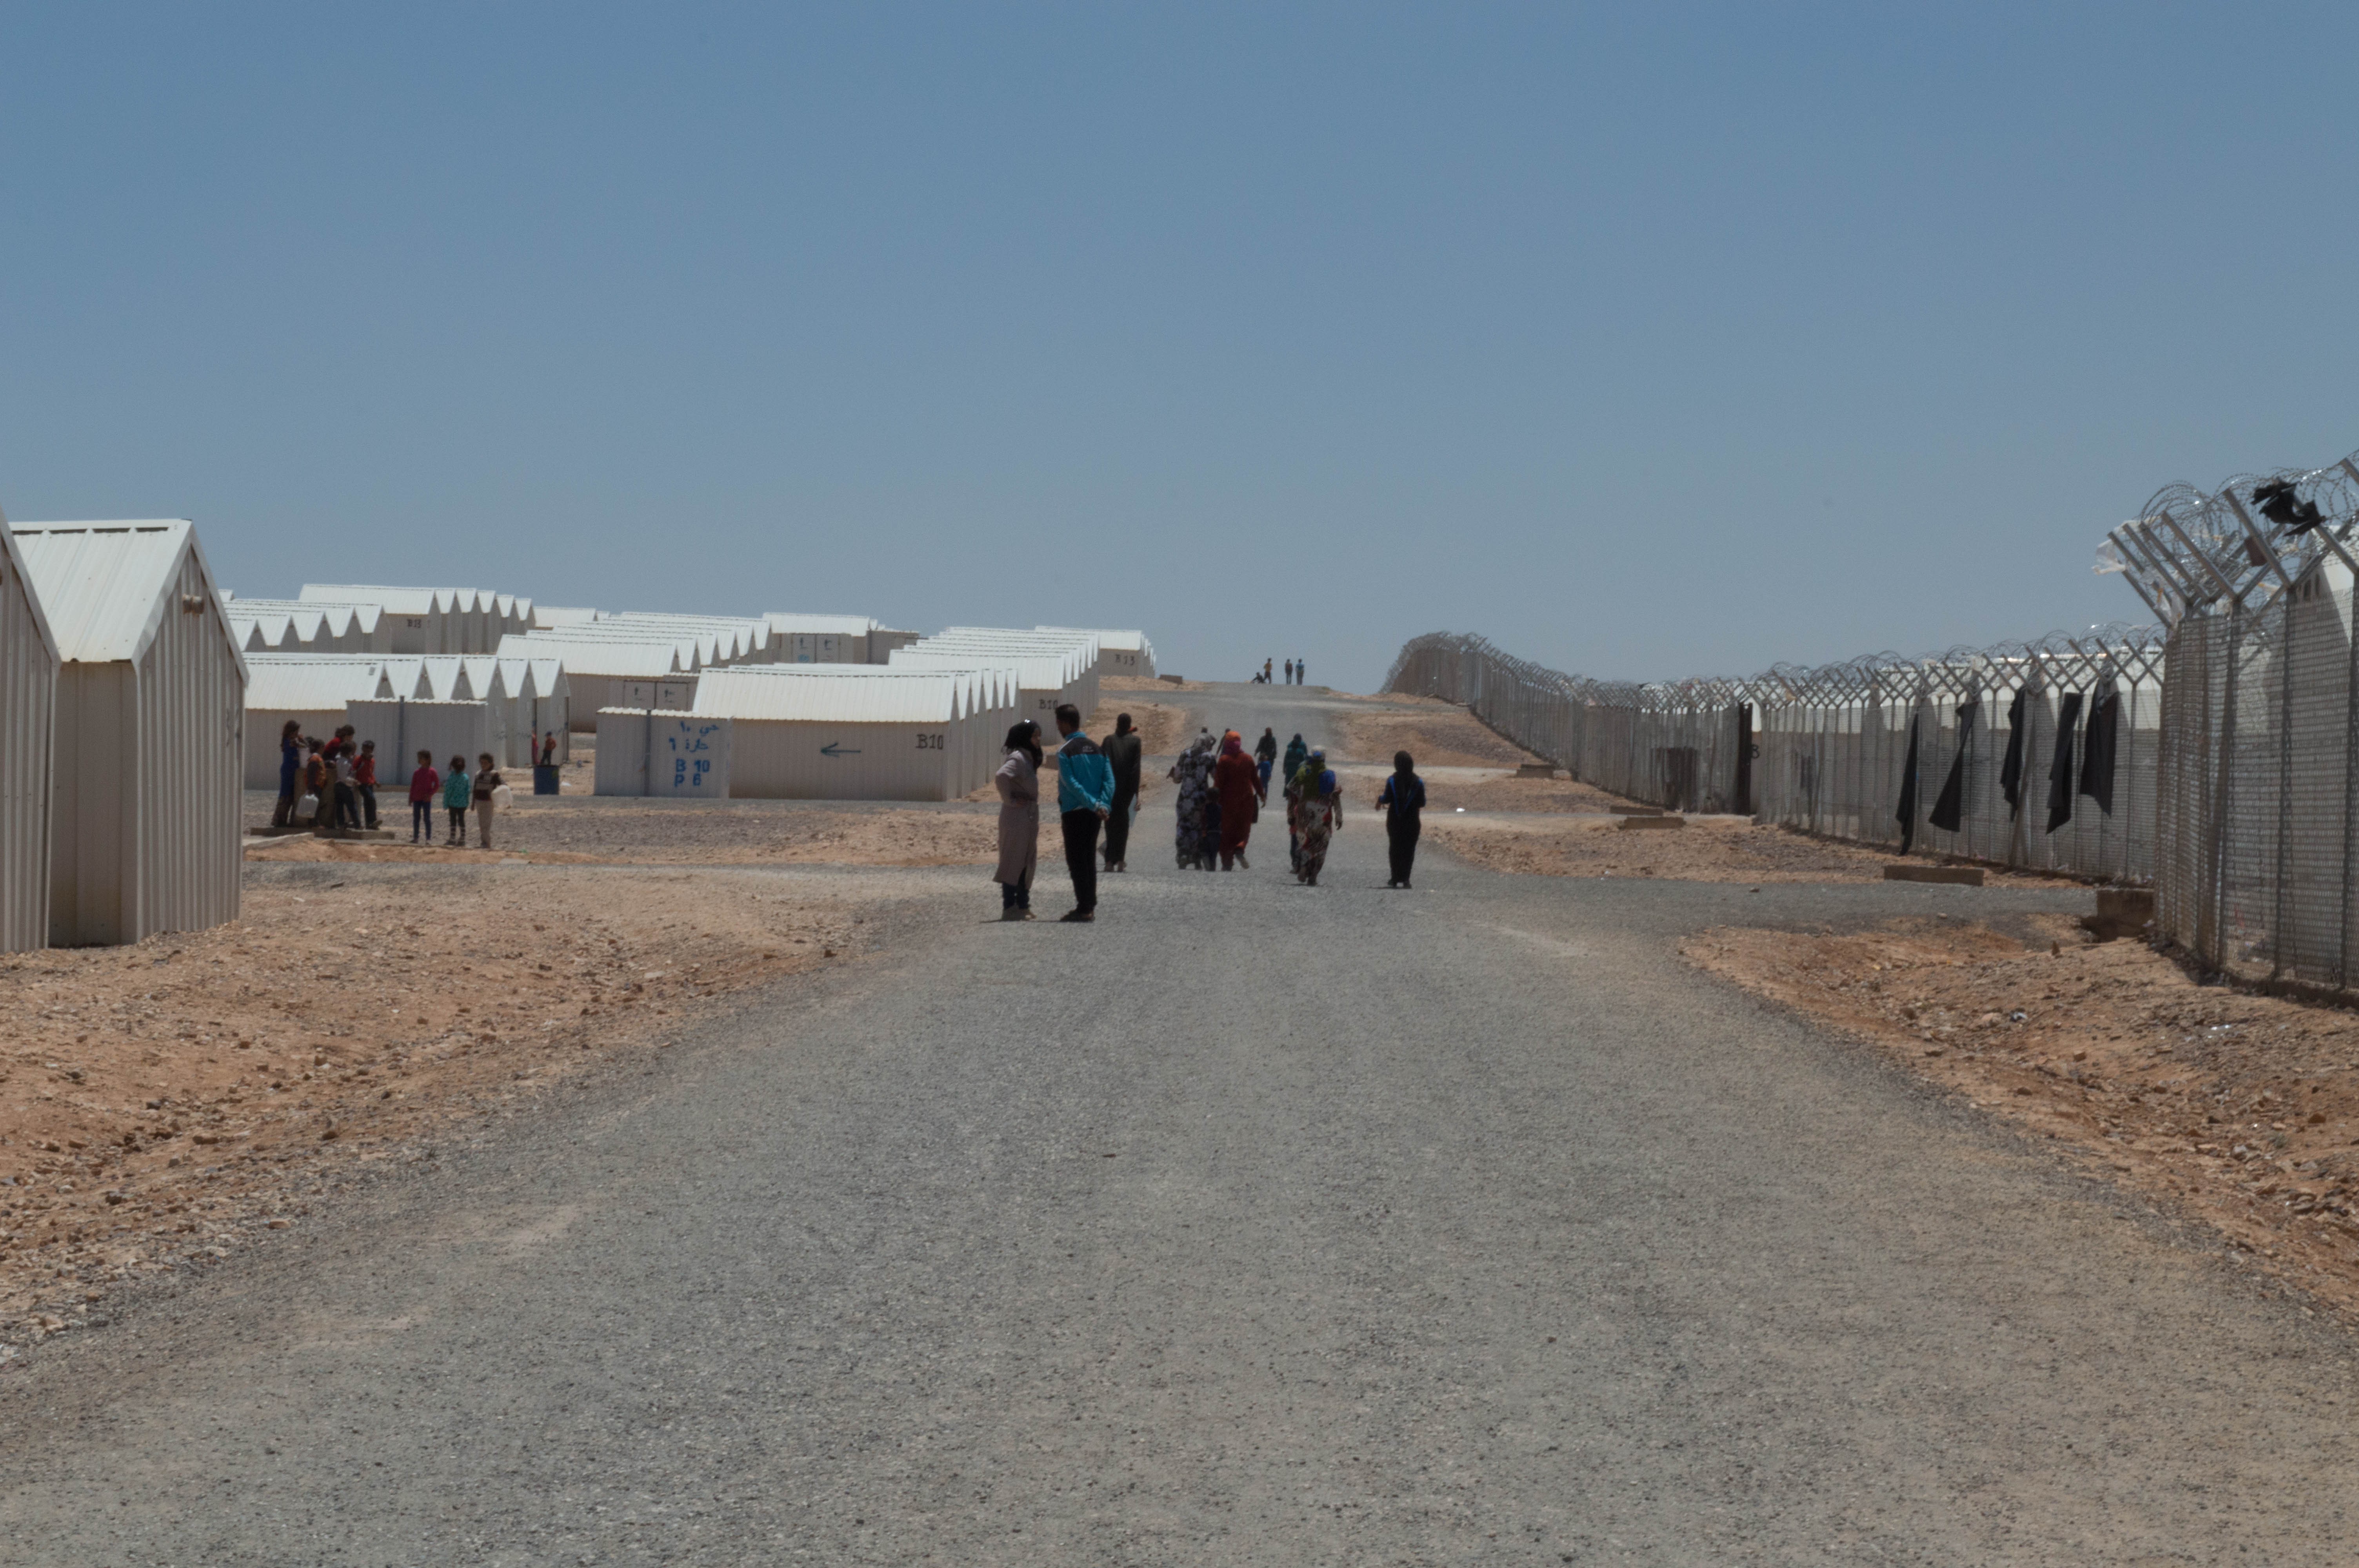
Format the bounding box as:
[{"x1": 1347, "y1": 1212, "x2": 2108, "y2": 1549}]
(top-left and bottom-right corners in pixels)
[
  {"x1": 409, "y1": 751, "x2": 440, "y2": 842},
  {"x1": 442, "y1": 755, "x2": 471, "y2": 845}
]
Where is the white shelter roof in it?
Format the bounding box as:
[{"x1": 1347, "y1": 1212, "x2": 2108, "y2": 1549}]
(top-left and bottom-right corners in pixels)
[
  {"x1": 301, "y1": 584, "x2": 449, "y2": 616},
  {"x1": 498, "y1": 633, "x2": 687, "y2": 678},
  {"x1": 694, "y1": 667, "x2": 966, "y2": 724},
  {"x1": 13, "y1": 520, "x2": 240, "y2": 671},
  {"x1": 244, "y1": 657, "x2": 397, "y2": 710},
  {"x1": 533, "y1": 605, "x2": 602, "y2": 628},
  {"x1": 763, "y1": 613, "x2": 881, "y2": 637}
]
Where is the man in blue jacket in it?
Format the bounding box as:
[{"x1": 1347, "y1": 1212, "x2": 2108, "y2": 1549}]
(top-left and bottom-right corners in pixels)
[{"x1": 1052, "y1": 702, "x2": 1115, "y2": 922}]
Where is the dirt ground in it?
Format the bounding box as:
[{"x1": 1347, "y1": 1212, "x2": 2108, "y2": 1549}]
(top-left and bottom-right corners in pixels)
[
  {"x1": 1686, "y1": 916, "x2": 2359, "y2": 1317},
  {"x1": 1427, "y1": 813, "x2": 1932, "y2": 882},
  {"x1": 1336, "y1": 699, "x2": 1549, "y2": 769},
  {"x1": 1105, "y1": 675, "x2": 1208, "y2": 693},
  {"x1": 0, "y1": 866, "x2": 882, "y2": 1348},
  {"x1": 247, "y1": 805, "x2": 1005, "y2": 868}
]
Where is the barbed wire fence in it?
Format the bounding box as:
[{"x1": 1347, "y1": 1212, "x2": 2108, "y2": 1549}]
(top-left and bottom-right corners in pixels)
[
  {"x1": 1385, "y1": 626, "x2": 2164, "y2": 882},
  {"x1": 1390, "y1": 444, "x2": 2359, "y2": 994}
]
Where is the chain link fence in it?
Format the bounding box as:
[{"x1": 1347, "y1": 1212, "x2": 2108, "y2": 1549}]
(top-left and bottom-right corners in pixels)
[{"x1": 1385, "y1": 626, "x2": 2164, "y2": 882}]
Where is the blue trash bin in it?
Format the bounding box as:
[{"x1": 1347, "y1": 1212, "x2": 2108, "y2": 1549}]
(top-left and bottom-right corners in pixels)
[{"x1": 533, "y1": 764, "x2": 561, "y2": 796}]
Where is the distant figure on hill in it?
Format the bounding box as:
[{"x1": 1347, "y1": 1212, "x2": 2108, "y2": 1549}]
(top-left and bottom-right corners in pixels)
[
  {"x1": 1101, "y1": 713, "x2": 1143, "y2": 873},
  {"x1": 1295, "y1": 658, "x2": 1307, "y2": 686},
  {"x1": 1263, "y1": 658, "x2": 1273, "y2": 683},
  {"x1": 442, "y1": 756, "x2": 471, "y2": 845},
  {"x1": 1284, "y1": 659, "x2": 1294, "y2": 684},
  {"x1": 993, "y1": 720, "x2": 1042, "y2": 920},
  {"x1": 1377, "y1": 750, "x2": 1427, "y2": 889},
  {"x1": 1052, "y1": 704, "x2": 1114, "y2": 922},
  {"x1": 409, "y1": 751, "x2": 440, "y2": 843}
]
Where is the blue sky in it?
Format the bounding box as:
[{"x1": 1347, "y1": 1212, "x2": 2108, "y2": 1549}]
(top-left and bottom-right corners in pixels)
[{"x1": 4, "y1": 5, "x2": 2354, "y2": 689}]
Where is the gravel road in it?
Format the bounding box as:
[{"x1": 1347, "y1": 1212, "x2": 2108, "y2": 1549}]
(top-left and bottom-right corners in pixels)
[{"x1": 9, "y1": 685, "x2": 2359, "y2": 1564}]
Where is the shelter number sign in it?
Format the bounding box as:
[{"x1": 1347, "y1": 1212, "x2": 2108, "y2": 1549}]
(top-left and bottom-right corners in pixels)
[{"x1": 659, "y1": 719, "x2": 729, "y2": 797}]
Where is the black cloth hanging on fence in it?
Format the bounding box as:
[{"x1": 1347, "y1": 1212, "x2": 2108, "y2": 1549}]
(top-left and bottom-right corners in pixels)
[
  {"x1": 1928, "y1": 699, "x2": 1977, "y2": 833},
  {"x1": 2079, "y1": 681, "x2": 2120, "y2": 816},
  {"x1": 1999, "y1": 687, "x2": 2028, "y2": 818},
  {"x1": 2045, "y1": 690, "x2": 2084, "y2": 835},
  {"x1": 1895, "y1": 713, "x2": 1922, "y2": 854}
]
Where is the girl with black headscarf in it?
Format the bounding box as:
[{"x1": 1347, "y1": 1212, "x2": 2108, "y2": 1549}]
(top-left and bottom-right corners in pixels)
[{"x1": 994, "y1": 721, "x2": 1043, "y2": 920}]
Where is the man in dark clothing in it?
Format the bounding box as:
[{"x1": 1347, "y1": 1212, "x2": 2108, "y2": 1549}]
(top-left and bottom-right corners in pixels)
[
  {"x1": 1253, "y1": 728, "x2": 1279, "y2": 795},
  {"x1": 1377, "y1": 750, "x2": 1427, "y2": 888},
  {"x1": 1052, "y1": 704, "x2": 1115, "y2": 921},
  {"x1": 1101, "y1": 713, "x2": 1144, "y2": 872}
]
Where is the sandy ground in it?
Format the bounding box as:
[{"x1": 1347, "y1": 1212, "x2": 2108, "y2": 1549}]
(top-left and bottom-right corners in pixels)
[
  {"x1": 248, "y1": 804, "x2": 1005, "y2": 867},
  {"x1": 1336, "y1": 699, "x2": 1549, "y2": 769},
  {"x1": 0, "y1": 866, "x2": 883, "y2": 1345},
  {"x1": 1104, "y1": 675, "x2": 1209, "y2": 693},
  {"x1": 1687, "y1": 915, "x2": 2359, "y2": 1317},
  {"x1": 1429, "y1": 813, "x2": 1937, "y2": 882}
]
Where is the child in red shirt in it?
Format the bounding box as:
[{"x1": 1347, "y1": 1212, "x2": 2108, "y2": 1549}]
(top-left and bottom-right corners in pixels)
[
  {"x1": 354, "y1": 740, "x2": 380, "y2": 829},
  {"x1": 408, "y1": 750, "x2": 440, "y2": 843}
]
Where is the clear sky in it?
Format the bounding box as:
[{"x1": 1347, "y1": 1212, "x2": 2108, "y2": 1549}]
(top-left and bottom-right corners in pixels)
[{"x1": 4, "y1": 5, "x2": 2353, "y2": 690}]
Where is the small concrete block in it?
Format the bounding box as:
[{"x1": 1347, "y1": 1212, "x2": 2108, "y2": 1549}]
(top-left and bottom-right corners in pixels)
[
  {"x1": 1618, "y1": 815, "x2": 1686, "y2": 831},
  {"x1": 2096, "y1": 887, "x2": 2155, "y2": 923},
  {"x1": 1608, "y1": 805, "x2": 1666, "y2": 817},
  {"x1": 1515, "y1": 762, "x2": 1558, "y2": 779},
  {"x1": 1882, "y1": 864, "x2": 1984, "y2": 886}
]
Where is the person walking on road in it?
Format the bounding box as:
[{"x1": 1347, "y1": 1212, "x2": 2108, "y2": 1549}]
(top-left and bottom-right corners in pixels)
[
  {"x1": 473, "y1": 752, "x2": 505, "y2": 849},
  {"x1": 1170, "y1": 732, "x2": 1216, "y2": 870},
  {"x1": 442, "y1": 755, "x2": 471, "y2": 846},
  {"x1": 1052, "y1": 704, "x2": 1114, "y2": 922},
  {"x1": 1281, "y1": 734, "x2": 1310, "y2": 869},
  {"x1": 1254, "y1": 728, "x2": 1278, "y2": 794},
  {"x1": 1378, "y1": 750, "x2": 1427, "y2": 889},
  {"x1": 1213, "y1": 730, "x2": 1260, "y2": 870},
  {"x1": 1295, "y1": 762, "x2": 1342, "y2": 884},
  {"x1": 409, "y1": 751, "x2": 440, "y2": 843},
  {"x1": 993, "y1": 720, "x2": 1042, "y2": 920},
  {"x1": 1101, "y1": 713, "x2": 1143, "y2": 873}
]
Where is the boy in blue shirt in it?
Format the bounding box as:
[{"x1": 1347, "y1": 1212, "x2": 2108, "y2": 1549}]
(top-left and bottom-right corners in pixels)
[{"x1": 1052, "y1": 703, "x2": 1115, "y2": 921}]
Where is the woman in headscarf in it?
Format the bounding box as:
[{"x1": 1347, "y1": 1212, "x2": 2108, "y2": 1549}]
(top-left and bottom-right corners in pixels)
[
  {"x1": 1281, "y1": 733, "x2": 1310, "y2": 870},
  {"x1": 1294, "y1": 762, "x2": 1343, "y2": 886},
  {"x1": 994, "y1": 721, "x2": 1043, "y2": 920},
  {"x1": 1168, "y1": 732, "x2": 1218, "y2": 869},
  {"x1": 1212, "y1": 730, "x2": 1260, "y2": 870}
]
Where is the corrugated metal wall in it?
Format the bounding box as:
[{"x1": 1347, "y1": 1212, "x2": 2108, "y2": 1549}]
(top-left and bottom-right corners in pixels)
[
  {"x1": 134, "y1": 548, "x2": 244, "y2": 942},
  {"x1": 726, "y1": 717, "x2": 966, "y2": 800},
  {"x1": 0, "y1": 544, "x2": 56, "y2": 953}
]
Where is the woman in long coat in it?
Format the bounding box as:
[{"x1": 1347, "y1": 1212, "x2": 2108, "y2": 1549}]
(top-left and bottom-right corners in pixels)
[
  {"x1": 1212, "y1": 731, "x2": 1261, "y2": 870},
  {"x1": 1169, "y1": 733, "x2": 1217, "y2": 869},
  {"x1": 994, "y1": 721, "x2": 1043, "y2": 920},
  {"x1": 1294, "y1": 764, "x2": 1343, "y2": 885}
]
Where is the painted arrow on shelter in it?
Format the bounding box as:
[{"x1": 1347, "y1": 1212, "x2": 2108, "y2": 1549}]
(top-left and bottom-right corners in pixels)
[{"x1": 819, "y1": 742, "x2": 862, "y2": 757}]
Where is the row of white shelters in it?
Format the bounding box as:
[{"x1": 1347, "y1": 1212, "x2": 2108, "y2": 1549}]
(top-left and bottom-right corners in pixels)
[
  {"x1": 596, "y1": 612, "x2": 777, "y2": 664},
  {"x1": 297, "y1": 585, "x2": 533, "y2": 654},
  {"x1": 1039, "y1": 626, "x2": 1157, "y2": 680},
  {"x1": 499, "y1": 632, "x2": 694, "y2": 728},
  {"x1": 243, "y1": 652, "x2": 573, "y2": 780},
  {"x1": 760, "y1": 613, "x2": 893, "y2": 664},
  {"x1": 892, "y1": 628, "x2": 1101, "y2": 731},
  {"x1": 13, "y1": 522, "x2": 244, "y2": 948},
  {"x1": 241, "y1": 657, "x2": 399, "y2": 788},
  {"x1": 0, "y1": 521, "x2": 60, "y2": 953},
  {"x1": 686, "y1": 666, "x2": 1014, "y2": 799},
  {"x1": 224, "y1": 597, "x2": 392, "y2": 656}
]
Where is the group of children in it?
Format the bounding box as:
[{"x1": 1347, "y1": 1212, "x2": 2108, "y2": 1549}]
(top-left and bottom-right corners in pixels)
[
  {"x1": 274, "y1": 722, "x2": 381, "y2": 832},
  {"x1": 404, "y1": 751, "x2": 508, "y2": 848}
]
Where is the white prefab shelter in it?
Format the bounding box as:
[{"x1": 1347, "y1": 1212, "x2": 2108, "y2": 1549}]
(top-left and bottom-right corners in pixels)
[
  {"x1": 921, "y1": 628, "x2": 1102, "y2": 710},
  {"x1": 225, "y1": 598, "x2": 393, "y2": 656},
  {"x1": 242, "y1": 657, "x2": 399, "y2": 788},
  {"x1": 300, "y1": 585, "x2": 531, "y2": 654},
  {"x1": 345, "y1": 699, "x2": 494, "y2": 788},
  {"x1": 533, "y1": 604, "x2": 601, "y2": 629},
  {"x1": 763, "y1": 613, "x2": 884, "y2": 665},
  {"x1": 892, "y1": 641, "x2": 1094, "y2": 735},
  {"x1": 594, "y1": 711, "x2": 734, "y2": 797},
  {"x1": 497, "y1": 656, "x2": 571, "y2": 764},
  {"x1": 1039, "y1": 626, "x2": 1157, "y2": 680},
  {"x1": 0, "y1": 521, "x2": 61, "y2": 953},
  {"x1": 497, "y1": 633, "x2": 694, "y2": 729},
  {"x1": 598, "y1": 612, "x2": 776, "y2": 664},
  {"x1": 15, "y1": 521, "x2": 245, "y2": 947},
  {"x1": 691, "y1": 668, "x2": 996, "y2": 800}
]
